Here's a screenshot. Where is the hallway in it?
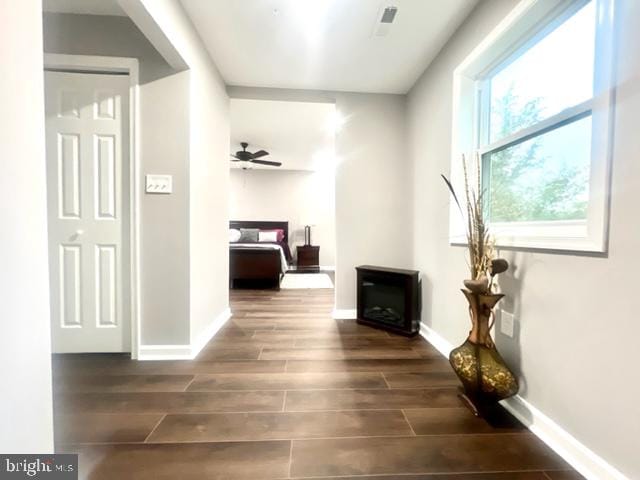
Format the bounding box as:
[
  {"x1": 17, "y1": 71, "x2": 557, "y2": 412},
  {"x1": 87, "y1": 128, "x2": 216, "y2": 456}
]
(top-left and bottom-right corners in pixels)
[{"x1": 53, "y1": 288, "x2": 581, "y2": 479}]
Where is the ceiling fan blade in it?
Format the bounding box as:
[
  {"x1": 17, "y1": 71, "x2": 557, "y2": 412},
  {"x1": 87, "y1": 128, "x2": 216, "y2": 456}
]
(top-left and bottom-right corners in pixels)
[
  {"x1": 251, "y1": 150, "x2": 269, "y2": 159},
  {"x1": 251, "y1": 159, "x2": 281, "y2": 167}
]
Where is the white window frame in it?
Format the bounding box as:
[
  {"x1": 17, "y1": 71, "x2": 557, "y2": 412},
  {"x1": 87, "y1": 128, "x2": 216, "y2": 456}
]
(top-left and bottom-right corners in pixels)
[{"x1": 449, "y1": 0, "x2": 616, "y2": 253}]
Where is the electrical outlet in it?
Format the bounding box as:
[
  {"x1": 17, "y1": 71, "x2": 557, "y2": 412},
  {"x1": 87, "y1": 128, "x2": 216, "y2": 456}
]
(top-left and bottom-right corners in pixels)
[{"x1": 500, "y1": 310, "x2": 515, "y2": 338}]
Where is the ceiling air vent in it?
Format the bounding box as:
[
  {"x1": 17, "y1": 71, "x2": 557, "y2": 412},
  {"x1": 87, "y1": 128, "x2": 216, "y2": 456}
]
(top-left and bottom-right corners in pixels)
[
  {"x1": 380, "y1": 6, "x2": 398, "y2": 23},
  {"x1": 374, "y1": 6, "x2": 398, "y2": 37}
]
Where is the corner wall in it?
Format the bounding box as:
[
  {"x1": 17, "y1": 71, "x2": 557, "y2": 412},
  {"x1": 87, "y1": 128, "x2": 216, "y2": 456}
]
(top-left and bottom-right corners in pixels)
[
  {"x1": 407, "y1": 0, "x2": 639, "y2": 477},
  {"x1": 0, "y1": 0, "x2": 53, "y2": 452},
  {"x1": 131, "y1": 0, "x2": 231, "y2": 350},
  {"x1": 334, "y1": 93, "x2": 413, "y2": 310}
]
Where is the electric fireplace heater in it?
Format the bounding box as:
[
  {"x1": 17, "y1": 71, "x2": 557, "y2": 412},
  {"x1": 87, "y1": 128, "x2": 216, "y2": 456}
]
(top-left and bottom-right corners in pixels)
[{"x1": 356, "y1": 265, "x2": 421, "y2": 336}]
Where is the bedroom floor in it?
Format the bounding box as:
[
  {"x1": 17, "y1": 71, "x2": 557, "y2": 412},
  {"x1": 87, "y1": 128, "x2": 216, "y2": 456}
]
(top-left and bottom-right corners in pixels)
[{"x1": 52, "y1": 286, "x2": 583, "y2": 479}]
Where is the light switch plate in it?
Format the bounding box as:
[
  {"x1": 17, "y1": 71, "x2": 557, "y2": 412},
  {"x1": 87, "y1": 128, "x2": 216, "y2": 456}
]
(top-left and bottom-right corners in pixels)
[
  {"x1": 145, "y1": 174, "x2": 172, "y2": 194},
  {"x1": 500, "y1": 310, "x2": 515, "y2": 338}
]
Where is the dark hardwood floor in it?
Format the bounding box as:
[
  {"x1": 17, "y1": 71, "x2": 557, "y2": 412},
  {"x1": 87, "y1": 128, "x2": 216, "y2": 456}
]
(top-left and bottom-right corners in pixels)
[{"x1": 53, "y1": 286, "x2": 584, "y2": 479}]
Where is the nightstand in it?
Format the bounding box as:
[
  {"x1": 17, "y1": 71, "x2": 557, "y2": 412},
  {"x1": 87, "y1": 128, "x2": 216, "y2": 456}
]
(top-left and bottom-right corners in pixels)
[{"x1": 296, "y1": 245, "x2": 320, "y2": 272}]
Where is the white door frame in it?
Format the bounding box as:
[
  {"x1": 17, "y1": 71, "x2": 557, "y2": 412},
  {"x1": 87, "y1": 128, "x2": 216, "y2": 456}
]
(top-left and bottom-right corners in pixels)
[{"x1": 44, "y1": 53, "x2": 141, "y2": 359}]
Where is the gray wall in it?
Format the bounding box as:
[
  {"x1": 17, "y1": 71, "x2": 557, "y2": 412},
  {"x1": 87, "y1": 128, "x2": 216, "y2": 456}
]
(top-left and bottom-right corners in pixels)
[
  {"x1": 334, "y1": 93, "x2": 413, "y2": 309},
  {"x1": 43, "y1": 13, "x2": 192, "y2": 344},
  {"x1": 228, "y1": 86, "x2": 413, "y2": 312},
  {"x1": 127, "y1": 0, "x2": 231, "y2": 346},
  {"x1": 0, "y1": 0, "x2": 53, "y2": 452},
  {"x1": 42, "y1": 12, "x2": 173, "y2": 83},
  {"x1": 407, "y1": 0, "x2": 640, "y2": 476}
]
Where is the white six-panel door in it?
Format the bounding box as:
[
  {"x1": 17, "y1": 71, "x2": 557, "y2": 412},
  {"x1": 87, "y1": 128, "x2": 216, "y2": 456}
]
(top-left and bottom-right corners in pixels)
[{"x1": 45, "y1": 71, "x2": 130, "y2": 353}]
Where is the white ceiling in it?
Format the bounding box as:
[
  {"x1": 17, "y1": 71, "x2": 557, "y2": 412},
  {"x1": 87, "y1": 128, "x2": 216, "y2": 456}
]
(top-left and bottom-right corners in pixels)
[
  {"x1": 180, "y1": 0, "x2": 477, "y2": 94},
  {"x1": 230, "y1": 99, "x2": 335, "y2": 171},
  {"x1": 43, "y1": 0, "x2": 127, "y2": 16}
]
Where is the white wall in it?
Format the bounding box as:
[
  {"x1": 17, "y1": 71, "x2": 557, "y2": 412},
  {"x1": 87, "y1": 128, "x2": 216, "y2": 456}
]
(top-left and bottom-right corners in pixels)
[
  {"x1": 129, "y1": 0, "x2": 231, "y2": 348},
  {"x1": 408, "y1": 0, "x2": 640, "y2": 477},
  {"x1": 230, "y1": 169, "x2": 336, "y2": 267},
  {"x1": 228, "y1": 87, "x2": 413, "y2": 311},
  {"x1": 334, "y1": 93, "x2": 413, "y2": 310},
  {"x1": 43, "y1": 13, "x2": 192, "y2": 345},
  {"x1": 139, "y1": 70, "x2": 191, "y2": 344},
  {"x1": 0, "y1": 0, "x2": 53, "y2": 452},
  {"x1": 188, "y1": 51, "x2": 230, "y2": 346}
]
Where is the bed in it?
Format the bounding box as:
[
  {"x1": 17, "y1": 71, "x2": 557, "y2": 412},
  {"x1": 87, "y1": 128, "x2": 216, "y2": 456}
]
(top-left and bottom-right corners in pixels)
[{"x1": 229, "y1": 220, "x2": 291, "y2": 289}]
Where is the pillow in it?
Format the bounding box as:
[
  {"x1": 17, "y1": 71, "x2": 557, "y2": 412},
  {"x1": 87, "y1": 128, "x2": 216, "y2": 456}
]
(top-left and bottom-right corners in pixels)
[
  {"x1": 258, "y1": 231, "x2": 278, "y2": 243},
  {"x1": 261, "y1": 228, "x2": 285, "y2": 242},
  {"x1": 229, "y1": 228, "x2": 241, "y2": 243},
  {"x1": 239, "y1": 228, "x2": 259, "y2": 242}
]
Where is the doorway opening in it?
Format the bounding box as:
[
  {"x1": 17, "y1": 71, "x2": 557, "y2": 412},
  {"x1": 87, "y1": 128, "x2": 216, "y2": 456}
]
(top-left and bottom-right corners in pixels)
[{"x1": 228, "y1": 98, "x2": 338, "y2": 293}]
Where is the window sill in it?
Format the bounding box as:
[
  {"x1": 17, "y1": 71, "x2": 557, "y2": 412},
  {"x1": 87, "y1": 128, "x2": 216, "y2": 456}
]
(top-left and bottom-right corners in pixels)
[
  {"x1": 449, "y1": 219, "x2": 607, "y2": 253},
  {"x1": 450, "y1": 235, "x2": 606, "y2": 254}
]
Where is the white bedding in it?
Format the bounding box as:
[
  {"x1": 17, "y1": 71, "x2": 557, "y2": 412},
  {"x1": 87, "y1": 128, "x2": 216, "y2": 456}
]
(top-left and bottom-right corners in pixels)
[{"x1": 230, "y1": 243, "x2": 289, "y2": 273}]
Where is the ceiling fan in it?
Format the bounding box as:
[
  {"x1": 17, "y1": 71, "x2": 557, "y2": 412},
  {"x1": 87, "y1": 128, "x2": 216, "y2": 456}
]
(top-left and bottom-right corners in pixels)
[{"x1": 230, "y1": 142, "x2": 281, "y2": 167}]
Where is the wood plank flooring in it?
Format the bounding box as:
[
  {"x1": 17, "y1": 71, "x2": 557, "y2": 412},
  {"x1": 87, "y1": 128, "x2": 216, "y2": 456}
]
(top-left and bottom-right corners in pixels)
[{"x1": 53, "y1": 287, "x2": 583, "y2": 479}]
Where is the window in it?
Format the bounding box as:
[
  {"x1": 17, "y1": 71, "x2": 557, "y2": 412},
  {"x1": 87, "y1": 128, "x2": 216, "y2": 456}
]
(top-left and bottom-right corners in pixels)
[{"x1": 450, "y1": 0, "x2": 616, "y2": 252}]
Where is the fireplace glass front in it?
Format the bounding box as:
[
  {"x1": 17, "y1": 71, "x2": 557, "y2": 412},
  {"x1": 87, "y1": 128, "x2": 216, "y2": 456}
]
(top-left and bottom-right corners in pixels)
[{"x1": 361, "y1": 280, "x2": 406, "y2": 328}]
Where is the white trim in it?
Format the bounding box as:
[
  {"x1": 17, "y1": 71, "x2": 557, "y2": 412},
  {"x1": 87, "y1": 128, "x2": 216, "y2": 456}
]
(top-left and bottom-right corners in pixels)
[
  {"x1": 137, "y1": 344, "x2": 192, "y2": 361},
  {"x1": 503, "y1": 396, "x2": 629, "y2": 480},
  {"x1": 190, "y1": 307, "x2": 232, "y2": 358},
  {"x1": 477, "y1": 100, "x2": 592, "y2": 155},
  {"x1": 138, "y1": 308, "x2": 232, "y2": 361},
  {"x1": 450, "y1": 218, "x2": 606, "y2": 253},
  {"x1": 116, "y1": 0, "x2": 188, "y2": 71},
  {"x1": 44, "y1": 54, "x2": 139, "y2": 75},
  {"x1": 43, "y1": 54, "x2": 142, "y2": 359},
  {"x1": 418, "y1": 321, "x2": 628, "y2": 480},
  {"x1": 418, "y1": 322, "x2": 454, "y2": 357},
  {"x1": 332, "y1": 309, "x2": 357, "y2": 320},
  {"x1": 449, "y1": 0, "x2": 617, "y2": 254}
]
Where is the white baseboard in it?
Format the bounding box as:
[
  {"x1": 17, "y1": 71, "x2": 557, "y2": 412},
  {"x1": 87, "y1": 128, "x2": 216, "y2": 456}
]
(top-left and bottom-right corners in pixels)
[
  {"x1": 501, "y1": 395, "x2": 628, "y2": 480},
  {"x1": 190, "y1": 307, "x2": 232, "y2": 358},
  {"x1": 138, "y1": 308, "x2": 231, "y2": 361},
  {"x1": 419, "y1": 322, "x2": 628, "y2": 480},
  {"x1": 332, "y1": 308, "x2": 356, "y2": 319},
  {"x1": 418, "y1": 322, "x2": 454, "y2": 357},
  {"x1": 137, "y1": 344, "x2": 192, "y2": 361},
  {"x1": 320, "y1": 265, "x2": 336, "y2": 271}
]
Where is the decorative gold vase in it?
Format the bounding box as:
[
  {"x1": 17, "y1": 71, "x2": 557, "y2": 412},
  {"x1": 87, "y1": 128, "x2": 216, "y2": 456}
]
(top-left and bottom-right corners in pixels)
[{"x1": 449, "y1": 289, "x2": 518, "y2": 416}]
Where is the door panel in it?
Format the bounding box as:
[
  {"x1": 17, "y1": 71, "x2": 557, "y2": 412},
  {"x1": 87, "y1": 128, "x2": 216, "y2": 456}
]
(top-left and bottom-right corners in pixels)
[
  {"x1": 58, "y1": 133, "x2": 81, "y2": 218},
  {"x1": 95, "y1": 244, "x2": 117, "y2": 327},
  {"x1": 95, "y1": 135, "x2": 116, "y2": 219},
  {"x1": 60, "y1": 244, "x2": 82, "y2": 328},
  {"x1": 45, "y1": 71, "x2": 130, "y2": 353}
]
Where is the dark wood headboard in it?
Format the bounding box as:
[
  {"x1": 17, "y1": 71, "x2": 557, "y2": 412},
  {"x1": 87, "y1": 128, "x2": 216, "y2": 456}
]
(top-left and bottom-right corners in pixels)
[{"x1": 230, "y1": 221, "x2": 289, "y2": 244}]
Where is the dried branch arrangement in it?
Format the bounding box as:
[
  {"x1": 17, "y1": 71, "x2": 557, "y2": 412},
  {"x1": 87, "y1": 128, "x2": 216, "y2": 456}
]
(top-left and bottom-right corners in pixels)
[{"x1": 442, "y1": 154, "x2": 508, "y2": 294}]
